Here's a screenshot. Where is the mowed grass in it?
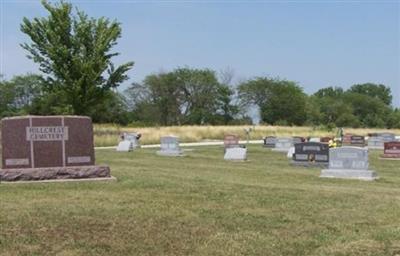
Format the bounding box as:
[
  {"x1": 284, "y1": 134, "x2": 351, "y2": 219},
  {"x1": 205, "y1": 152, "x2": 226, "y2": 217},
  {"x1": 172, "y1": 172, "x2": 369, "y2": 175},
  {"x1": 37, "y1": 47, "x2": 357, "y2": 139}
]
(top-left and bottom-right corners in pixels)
[{"x1": 0, "y1": 145, "x2": 400, "y2": 256}]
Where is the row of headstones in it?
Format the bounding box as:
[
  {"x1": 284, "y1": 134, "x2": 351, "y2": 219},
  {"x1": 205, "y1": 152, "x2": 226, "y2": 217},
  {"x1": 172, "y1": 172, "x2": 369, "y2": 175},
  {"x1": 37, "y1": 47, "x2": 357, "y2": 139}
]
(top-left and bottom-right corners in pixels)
[
  {"x1": 116, "y1": 134, "x2": 185, "y2": 156},
  {"x1": 264, "y1": 136, "x2": 400, "y2": 181}
]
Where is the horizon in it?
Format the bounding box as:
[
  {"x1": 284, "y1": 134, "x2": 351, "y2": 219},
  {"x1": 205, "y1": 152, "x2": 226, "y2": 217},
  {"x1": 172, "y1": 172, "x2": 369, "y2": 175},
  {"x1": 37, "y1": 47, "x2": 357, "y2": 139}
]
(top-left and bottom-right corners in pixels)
[{"x1": 1, "y1": 1, "x2": 399, "y2": 107}]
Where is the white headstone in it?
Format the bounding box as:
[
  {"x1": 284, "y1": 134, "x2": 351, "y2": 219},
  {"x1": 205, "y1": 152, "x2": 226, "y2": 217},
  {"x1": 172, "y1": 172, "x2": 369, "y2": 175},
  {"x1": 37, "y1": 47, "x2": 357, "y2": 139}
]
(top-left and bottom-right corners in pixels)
[
  {"x1": 224, "y1": 147, "x2": 247, "y2": 161},
  {"x1": 287, "y1": 147, "x2": 295, "y2": 158},
  {"x1": 116, "y1": 141, "x2": 133, "y2": 152}
]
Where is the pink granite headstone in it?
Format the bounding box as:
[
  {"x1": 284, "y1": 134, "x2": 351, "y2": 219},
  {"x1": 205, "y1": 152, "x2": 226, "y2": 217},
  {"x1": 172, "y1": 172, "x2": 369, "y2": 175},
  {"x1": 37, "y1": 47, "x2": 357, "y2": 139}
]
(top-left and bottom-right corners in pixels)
[
  {"x1": 380, "y1": 141, "x2": 400, "y2": 159},
  {"x1": 0, "y1": 116, "x2": 110, "y2": 181}
]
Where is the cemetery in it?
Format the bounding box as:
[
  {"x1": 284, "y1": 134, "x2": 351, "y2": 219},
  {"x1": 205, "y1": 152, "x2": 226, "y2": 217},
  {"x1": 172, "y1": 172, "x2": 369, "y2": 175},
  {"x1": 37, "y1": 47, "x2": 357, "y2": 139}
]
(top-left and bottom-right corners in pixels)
[{"x1": 1, "y1": 1, "x2": 400, "y2": 255}]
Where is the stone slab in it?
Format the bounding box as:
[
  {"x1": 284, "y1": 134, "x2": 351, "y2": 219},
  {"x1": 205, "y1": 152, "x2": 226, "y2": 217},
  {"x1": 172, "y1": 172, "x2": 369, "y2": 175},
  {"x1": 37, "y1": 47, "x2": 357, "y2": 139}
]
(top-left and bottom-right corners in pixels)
[
  {"x1": 320, "y1": 169, "x2": 378, "y2": 181},
  {"x1": 156, "y1": 150, "x2": 184, "y2": 157},
  {"x1": 224, "y1": 147, "x2": 247, "y2": 161},
  {"x1": 379, "y1": 156, "x2": 400, "y2": 160},
  {"x1": 287, "y1": 147, "x2": 295, "y2": 158},
  {"x1": 0, "y1": 165, "x2": 111, "y2": 182},
  {"x1": 1, "y1": 116, "x2": 95, "y2": 169},
  {"x1": 291, "y1": 161, "x2": 328, "y2": 167},
  {"x1": 116, "y1": 141, "x2": 133, "y2": 152},
  {"x1": 272, "y1": 147, "x2": 290, "y2": 152},
  {"x1": 0, "y1": 176, "x2": 117, "y2": 184}
]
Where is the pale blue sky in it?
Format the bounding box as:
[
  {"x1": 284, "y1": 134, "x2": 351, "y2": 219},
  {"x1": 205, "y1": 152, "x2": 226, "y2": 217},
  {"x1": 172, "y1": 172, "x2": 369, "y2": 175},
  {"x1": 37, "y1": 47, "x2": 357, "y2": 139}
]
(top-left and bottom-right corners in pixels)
[{"x1": 1, "y1": 0, "x2": 399, "y2": 106}]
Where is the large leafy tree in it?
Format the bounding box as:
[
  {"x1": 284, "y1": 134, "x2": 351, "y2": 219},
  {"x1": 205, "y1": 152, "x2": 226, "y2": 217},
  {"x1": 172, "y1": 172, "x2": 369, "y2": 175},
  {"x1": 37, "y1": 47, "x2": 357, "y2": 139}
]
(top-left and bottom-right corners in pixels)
[
  {"x1": 349, "y1": 83, "x2": 392, "y2": 106},
  {"x1": 0, "y1": 74, "x2": 43, "y2": 118},
  {"x1": 20, "y1": 0, "x2": 134, "y2": 115},
  {"x1": 126, "y1": 68, "x2": 237, "y2": 125},
  {"x1": 238, "y1": 77, "x2": 307, "y2": 125}
]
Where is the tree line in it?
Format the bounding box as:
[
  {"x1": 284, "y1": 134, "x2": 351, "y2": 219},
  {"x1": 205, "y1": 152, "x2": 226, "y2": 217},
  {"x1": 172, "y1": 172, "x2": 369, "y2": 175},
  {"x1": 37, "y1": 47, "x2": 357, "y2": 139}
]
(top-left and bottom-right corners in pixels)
[{"x1": 1, "y1": 1, "x2": 399, "y2": 128}]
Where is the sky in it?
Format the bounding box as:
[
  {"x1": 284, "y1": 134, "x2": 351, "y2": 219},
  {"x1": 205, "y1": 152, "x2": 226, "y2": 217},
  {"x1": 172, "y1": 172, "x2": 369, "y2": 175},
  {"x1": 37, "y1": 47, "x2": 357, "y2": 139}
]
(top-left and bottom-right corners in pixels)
[{"x1": 1, "y1": 0, "x2": 400, "y2": 108}]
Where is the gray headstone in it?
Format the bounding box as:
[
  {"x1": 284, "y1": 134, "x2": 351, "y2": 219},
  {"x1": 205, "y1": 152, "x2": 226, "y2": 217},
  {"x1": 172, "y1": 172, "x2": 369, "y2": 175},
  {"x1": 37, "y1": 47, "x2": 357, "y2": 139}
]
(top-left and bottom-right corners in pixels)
[
  {"x1": 320, "y1": 147, "x2": 377, "y2": 180},
  {"x1": 156, "y1": 136, "x2": 183, "y2": 156},
  {"x1": 224, "y1": 147, "x2": 247, "y2": 161},
  {"x1": 368, "y1": 133, "x2": 396, "y2": 149},
  {"x1": 292, "y1": 142, "x2": 329, "y2": 166},
  {"x1": 292, "y1": 137, "x2": 303, "y2": 144},
  {"x1": 263, "y1": 136, "x2": 276, "y2": 148},
  {"x1": 272, "y1": 137, "x2": 293, "y2": 152}
]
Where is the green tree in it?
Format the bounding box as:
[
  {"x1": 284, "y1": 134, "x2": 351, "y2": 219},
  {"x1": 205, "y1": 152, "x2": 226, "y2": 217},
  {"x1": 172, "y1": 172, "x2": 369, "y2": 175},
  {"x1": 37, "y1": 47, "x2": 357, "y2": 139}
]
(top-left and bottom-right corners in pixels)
[
  {"x1": 349, "y1": 83, "x2": 392, "y2": 106},
  {"x1": 238, "y1": 77, "x2": 307, "y2": 125},
  {"x1": 0, "y1": 74, "x2": 43, "y2": 118},
  {"x1": 20, "y1": 0, "x2": 133, "y2": 116},
  {"x1": 126, "y1": 68, "x2": 237, "y2": 125}
]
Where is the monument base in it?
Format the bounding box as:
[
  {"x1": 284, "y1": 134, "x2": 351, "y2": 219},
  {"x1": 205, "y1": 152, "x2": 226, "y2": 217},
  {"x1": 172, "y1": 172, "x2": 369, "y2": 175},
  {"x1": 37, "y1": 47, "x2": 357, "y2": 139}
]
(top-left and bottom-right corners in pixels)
[
  {"x1": 291, "y1": 161, "x2": 328, "y2": 167},
  {"x1": 0, "y1": 165, "x2": 111, "y2": 182},
  {"x1": 156, "y1": 150, "x2": 184, "y2": 157},
  {"x1": 379, "y1": 154, "x2": 400, "y2": 160},
  {"x1": 320, "y1": 169, "x2": 378, "y2": 181},
  {"x1": 272, "y1": 148, "x2": 290, "y2": 152},
  {"x1": 262, "y1": 145, "x2": 275, "y2": 148}
]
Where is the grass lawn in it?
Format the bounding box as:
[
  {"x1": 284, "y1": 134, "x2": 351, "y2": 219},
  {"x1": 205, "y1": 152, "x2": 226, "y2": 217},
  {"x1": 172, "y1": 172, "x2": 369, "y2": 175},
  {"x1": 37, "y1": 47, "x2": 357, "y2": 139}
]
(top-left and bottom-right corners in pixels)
[{"x1": 1, "y1": 145, "x2": 399, "y2": 256}]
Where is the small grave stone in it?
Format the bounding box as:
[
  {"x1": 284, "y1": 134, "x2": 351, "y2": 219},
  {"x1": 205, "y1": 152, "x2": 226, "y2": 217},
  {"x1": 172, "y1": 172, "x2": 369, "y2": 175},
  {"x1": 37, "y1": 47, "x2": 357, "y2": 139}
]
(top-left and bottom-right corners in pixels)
[
  {"x1": 287, "y1": 147, "x2": 295, "y2": 158},
  {"x1": 320, "y1": 147, "x2": 377, "y2": 180},
  {"x1": 292, "y1": 142, "x2": 329, "y2": 167},
  {"x1": 272, "y1": 138, "x2": 293, "y2": 152},
  {"x1": 263, "y1": 136, "x2": 276, "y2": 148},
  {"x1": 0, "y1": 116, "x2": 110, "y2": 181},
  {"x1": 380, "y1": 141, "x2": 400, "y2": 160},
  {"x1": 292, "y1": 136, "x2": 304, "y2": 144},
  {"x1": 368, "y1": 133, "x2": 396, "y2": 150},
  {"x1": 224, "y1": 134, "x2": 240, "y2": 149},
  {"x1": 116, "y1": 132, "x2": 141, "y2": 152},
  {"x1": 309, "y1": 137, "x2": 320, "y2": 143},
  {"x1": 156, "y1": 136, "x2": 183, "y2": 156},
  {"x1": 224, "y1": 147, "x2": 247, "y2": 161},
  {"x1": 350, "y1": 135, "x2": 365, "y2": 147},
  {"x1": 342, "y1": 134, "x2": 353, "y2": 145}
]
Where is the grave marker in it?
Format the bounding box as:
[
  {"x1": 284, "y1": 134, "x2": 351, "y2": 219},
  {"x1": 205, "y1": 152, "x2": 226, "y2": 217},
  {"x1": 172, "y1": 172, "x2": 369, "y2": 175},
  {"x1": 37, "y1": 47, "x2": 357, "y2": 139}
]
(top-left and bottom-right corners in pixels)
[
  {"x1": 272, "y1": 137, "x2": 293, "y2": 152},
  {"x1": 263, "y1": 136, "x2": 276, "y2": 148},
  {"x1": 116, "y1": 132, "x2": 141, "y2": 152},
  {"x1": 368, "y1": 133, "x2": 396, "y2": 149},
  {"x1": 224, "y1": 134, "x2": 240, "y2": 149},
  {"x1": 380, "y1": 141, "x2": 400, "y2": 160},
  {"x1": 224, "y1": 147, "x2": 247, "y2": 161},
  {"x1": 350, "y1": 135, "x2": 365, "y2": 147},
  {"x1": 292, "y1": 142, "x2": 329, "y2": 166},
  {"x1": 0, "y1": 116, "x2": 110, "y2": 181},
  {"x1": 156, "y1": 136, "x2": 183, "y2": 156},
  {"x1": 320, "y1": 147, "x2": 377, "y2": 180}
]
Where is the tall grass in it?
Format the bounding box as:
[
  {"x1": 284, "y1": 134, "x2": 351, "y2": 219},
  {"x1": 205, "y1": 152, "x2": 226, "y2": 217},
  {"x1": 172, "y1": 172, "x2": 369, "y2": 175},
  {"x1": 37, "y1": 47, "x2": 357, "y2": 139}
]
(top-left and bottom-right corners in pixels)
[{"x1": 93, "y1": 124, "x2": 400, "y2": 147}]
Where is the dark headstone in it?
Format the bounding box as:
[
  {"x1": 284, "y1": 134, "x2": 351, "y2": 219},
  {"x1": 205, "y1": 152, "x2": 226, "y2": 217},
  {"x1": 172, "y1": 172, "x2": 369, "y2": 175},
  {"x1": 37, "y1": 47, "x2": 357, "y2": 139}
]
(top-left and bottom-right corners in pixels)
[
  {"x1": 0, "y1": 116, "x2": 110, "y2": 181},
  {"x1": 263, "y1": 136, "x2": 276, "y2": 148},
  {"x1": 350, "y1": 135, "x2": 365, "y2": 147},
  {"x1": 292, "y1": 142, "x2": 329, "y2": 166},
  {"x1": 380, "y1": 141, "x2": 400, "y2": 159}
]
